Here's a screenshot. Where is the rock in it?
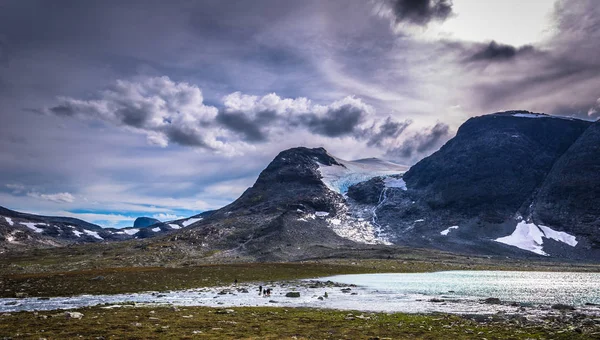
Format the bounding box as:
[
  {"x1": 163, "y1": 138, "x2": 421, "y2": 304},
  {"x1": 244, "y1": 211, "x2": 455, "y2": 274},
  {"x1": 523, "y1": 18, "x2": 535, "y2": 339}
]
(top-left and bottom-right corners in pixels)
[
  {"x1": 269, "y1": 300, "x2": 278, "y2": 303},
  {"x1": 285, "y1": 292, "x2": 301, "y2": 298},
  {"x1": 317, "y1": 296, "x2": 324, "y2": 300},
  {"x1": 215, "y1": 309, "x2": 235, "y2": 314},
  {"x1": 65, "y1": 312, "x2": 84, "y2": 319},
  {"x1": 90, "y1": 276, "x2": 105, "y2": 281},
  {"x1": 429, "y1": 298, "x2": 445, "y2": 303},
  {"x1": 14, "y1": 292, "x2": 28, "y2": 298},
  {"x1": 341, "y1": 288, "x2": 352, "y2": 293},
  {"x1": 483, "y1": 298, "x2": 502, "y2": 304},
  {"x1": 552, "y1": 304, "x2": 575, "y2": 311}
]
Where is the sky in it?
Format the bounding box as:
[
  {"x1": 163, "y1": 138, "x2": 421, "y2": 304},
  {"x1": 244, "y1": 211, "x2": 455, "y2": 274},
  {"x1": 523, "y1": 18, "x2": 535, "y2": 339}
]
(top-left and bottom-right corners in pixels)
[{"x1": 1, "y1": 0, "x2": 599, "y2": 227}]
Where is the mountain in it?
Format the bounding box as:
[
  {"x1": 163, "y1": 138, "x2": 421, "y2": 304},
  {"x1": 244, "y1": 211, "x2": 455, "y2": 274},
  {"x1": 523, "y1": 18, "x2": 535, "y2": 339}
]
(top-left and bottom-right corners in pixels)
[
  {"x1": 4, "y1": 110, "x2": 599, "y2": 261},
  {"x1": 133, "y1": 217, "x2": 162, "y2": 228},
  {"x1": 0, "y1": 206, "x2": 209, "y2": 251},
  {"x1": 160, "y1": 111, "x2": 600, "y2": 261},
  {"x1": 155, "y1": 147, "x2": 408, "y2": 261}
]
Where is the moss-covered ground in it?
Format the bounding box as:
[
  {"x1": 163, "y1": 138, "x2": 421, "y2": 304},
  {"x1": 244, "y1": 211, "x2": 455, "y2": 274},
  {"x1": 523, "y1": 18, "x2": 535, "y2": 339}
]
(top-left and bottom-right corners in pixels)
[{"x1": 1, "y1": 305, "x2": 595, "y2": 339}]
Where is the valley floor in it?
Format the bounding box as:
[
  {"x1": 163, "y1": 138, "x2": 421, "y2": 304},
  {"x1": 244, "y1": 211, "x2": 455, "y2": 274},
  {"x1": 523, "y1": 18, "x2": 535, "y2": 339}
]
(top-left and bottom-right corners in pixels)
[{"x1": 2, "y1": 245, "x2": 600, "y2": 338}]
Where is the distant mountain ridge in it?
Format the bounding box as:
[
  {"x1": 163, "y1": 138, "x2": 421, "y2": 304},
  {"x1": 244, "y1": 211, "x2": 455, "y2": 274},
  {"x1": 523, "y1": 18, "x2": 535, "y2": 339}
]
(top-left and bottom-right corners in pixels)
[{"x1": 0, "y1": 206, "x2": 209, "y2": 251}]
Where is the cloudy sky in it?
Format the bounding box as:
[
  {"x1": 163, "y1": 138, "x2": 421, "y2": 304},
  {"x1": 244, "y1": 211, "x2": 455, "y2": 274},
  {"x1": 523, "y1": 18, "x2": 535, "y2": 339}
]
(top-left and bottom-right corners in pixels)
[{"x1": 1, "y1": 0, "x2": 598, "y2": 227}]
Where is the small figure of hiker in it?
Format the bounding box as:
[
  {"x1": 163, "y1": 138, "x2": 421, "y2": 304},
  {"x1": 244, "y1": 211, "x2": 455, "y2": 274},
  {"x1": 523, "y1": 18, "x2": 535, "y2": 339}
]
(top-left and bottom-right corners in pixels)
[
  {"x1": 234, "y1": 278, "x2": 238, "y2": 285},
  {"x1": 258, "y1": 285, "x2": 263, "y2": 296},
  {"x1": 266, "y1": 288, "x2": 271, "y2": 297}
]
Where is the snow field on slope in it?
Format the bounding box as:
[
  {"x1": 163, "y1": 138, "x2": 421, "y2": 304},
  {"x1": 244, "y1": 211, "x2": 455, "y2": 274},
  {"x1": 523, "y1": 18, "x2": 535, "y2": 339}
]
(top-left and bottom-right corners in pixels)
[{"x1": 495, "y1": 221, "x2": 578, "y2": 256}]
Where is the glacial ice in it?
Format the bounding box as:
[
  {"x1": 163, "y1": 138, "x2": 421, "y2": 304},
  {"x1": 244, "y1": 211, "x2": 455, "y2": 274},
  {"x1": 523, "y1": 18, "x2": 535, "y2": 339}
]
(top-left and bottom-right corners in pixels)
[{"x1": 317, "y1": 157, "x2": 407, "y2": 194}]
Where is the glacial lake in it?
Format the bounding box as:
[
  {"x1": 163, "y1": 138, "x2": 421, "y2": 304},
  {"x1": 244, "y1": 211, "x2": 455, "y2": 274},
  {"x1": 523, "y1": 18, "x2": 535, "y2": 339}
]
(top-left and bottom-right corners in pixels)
[
  {"x1": 2, "y1": 271, "x2": 600, "y2": 314},
  {"x1": 320, "y1": 271, "x2": 600, "y2": 306}
]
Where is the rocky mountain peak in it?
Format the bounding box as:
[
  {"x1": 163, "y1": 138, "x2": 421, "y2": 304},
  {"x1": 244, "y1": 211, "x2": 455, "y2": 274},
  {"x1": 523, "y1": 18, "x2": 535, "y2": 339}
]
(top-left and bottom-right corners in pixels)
[
  {"x1": 254, "y1": 147, "x2": 343, "y2": 187},
  {"x1": 133, "y1": 217, "x2": 161, "y2": 228}
]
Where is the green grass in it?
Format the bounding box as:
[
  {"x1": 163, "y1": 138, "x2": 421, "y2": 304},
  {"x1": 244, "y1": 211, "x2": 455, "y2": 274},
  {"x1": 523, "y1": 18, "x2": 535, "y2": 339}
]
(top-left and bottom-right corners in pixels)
[{"x1": 0, "y1": 305, "x2": 594, "y2": 339}]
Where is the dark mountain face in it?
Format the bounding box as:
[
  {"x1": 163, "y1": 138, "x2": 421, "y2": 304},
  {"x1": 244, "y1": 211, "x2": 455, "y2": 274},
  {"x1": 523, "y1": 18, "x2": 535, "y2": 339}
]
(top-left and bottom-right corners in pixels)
[
  {"x1": 403, "y1": 112, "x2": 591, "y2": 222},
  {"x1": 533, "y1": 120, "x2": 600, "y2": 245},
  {"x1": 133, "y1": 217, "x2": 161, "y2": 228},
  {"x1": 342, "y1": 112, "x2": 599, "y2": 259}
]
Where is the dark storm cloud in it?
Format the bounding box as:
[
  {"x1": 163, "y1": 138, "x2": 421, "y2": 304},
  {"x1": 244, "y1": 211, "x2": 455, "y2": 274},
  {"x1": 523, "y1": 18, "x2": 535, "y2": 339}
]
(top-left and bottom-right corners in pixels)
[
  {"x1": 366, "y1": 117, "x2": 412, "y2": 147},
  {"x1": 386, "y1": 122, "x2": 449, "y2": 159},
  {"x1": 388, "y1": 0, "x2": 453, "y2": 26},
  {"x1": 216, "y1": 110, "x2": 277, "y2": 142},
  {"x1": 49, "y1": 105, "x2": 75, "y2": 116},
  {"x1": 300, "y1": 104, "x2": 366, "y2": 137},
  {"x1": 468, "y1": 41, "x2": 535, "y2": 63}
]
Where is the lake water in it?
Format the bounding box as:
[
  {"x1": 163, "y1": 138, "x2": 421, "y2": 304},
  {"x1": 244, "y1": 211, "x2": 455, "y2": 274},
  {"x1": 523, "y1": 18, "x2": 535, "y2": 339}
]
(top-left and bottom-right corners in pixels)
[
  {"x1": 320, "y1": 271, "x2": 600, "y2": 306},
  {"x1": 2, "y1": 271, "x2": 600, "y2": 314}
]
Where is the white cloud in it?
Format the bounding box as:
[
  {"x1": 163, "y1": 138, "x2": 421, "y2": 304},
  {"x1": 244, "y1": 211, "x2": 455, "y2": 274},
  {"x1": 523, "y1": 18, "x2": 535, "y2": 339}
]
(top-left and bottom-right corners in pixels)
[
  {"x1": 6, "y1": 183, "x2": 25, "y2": 194},
  {"x1": 47, "y1": 76, "x2": 403, "y2": 154},
  {"x1": 152, "y1": 213, "x2": 185, "y2": 221},
  {"x1": 28, "y1": 191, "x2": 75, "y2": 203},
  {"x1": 58, "y1": 211, "x2": 136, "y2": 227}
]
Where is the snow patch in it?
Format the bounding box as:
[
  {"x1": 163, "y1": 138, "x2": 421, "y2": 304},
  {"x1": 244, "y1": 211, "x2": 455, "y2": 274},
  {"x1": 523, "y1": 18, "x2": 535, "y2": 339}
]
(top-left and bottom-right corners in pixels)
[
  {"x1": 510, "y1": 112, "x2": 573, "y2": 120},
  {"x1": 538, "y1": 225, "x2": 578, "y2": 247},
  {"x1": 83, "y1": 229, "x2": 103, "y2": 240},
  {"x1": 152, "y1": 227, "x2": 161, "y2": 232},
  {"x1": 20, "y1": 222, "x2": 44, "y2": 233},
  {"x1": 330, "y1": 218, "x2": 341, "y2": 226},
  {"x1": 495, "y1": 221, "x2": 578, "y2": 256},
  {"x1": 72, "y1": 230, "x2": 83, "y2": 237},
  {"x1": 122, "y1": 229, "x2": 139, "y2": 236},
  {"x1": 440, "y1": 226, "x2": 459, "y2": 236},
  {"x1": 3, "y1": 217, "x2": 14, "y2": 226},
  {"x1": 169, "y1": 223, "x2": 181, "y2": 229},
  {"x1": 384, "y1": 177, "x2": 407, "y2": 190},
  {"x1": 315, "y1": 211, "x2": 329, "y2": 217},
  {"x1": 182, "y1": 218, "x2": 202, "y2": 227}
]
